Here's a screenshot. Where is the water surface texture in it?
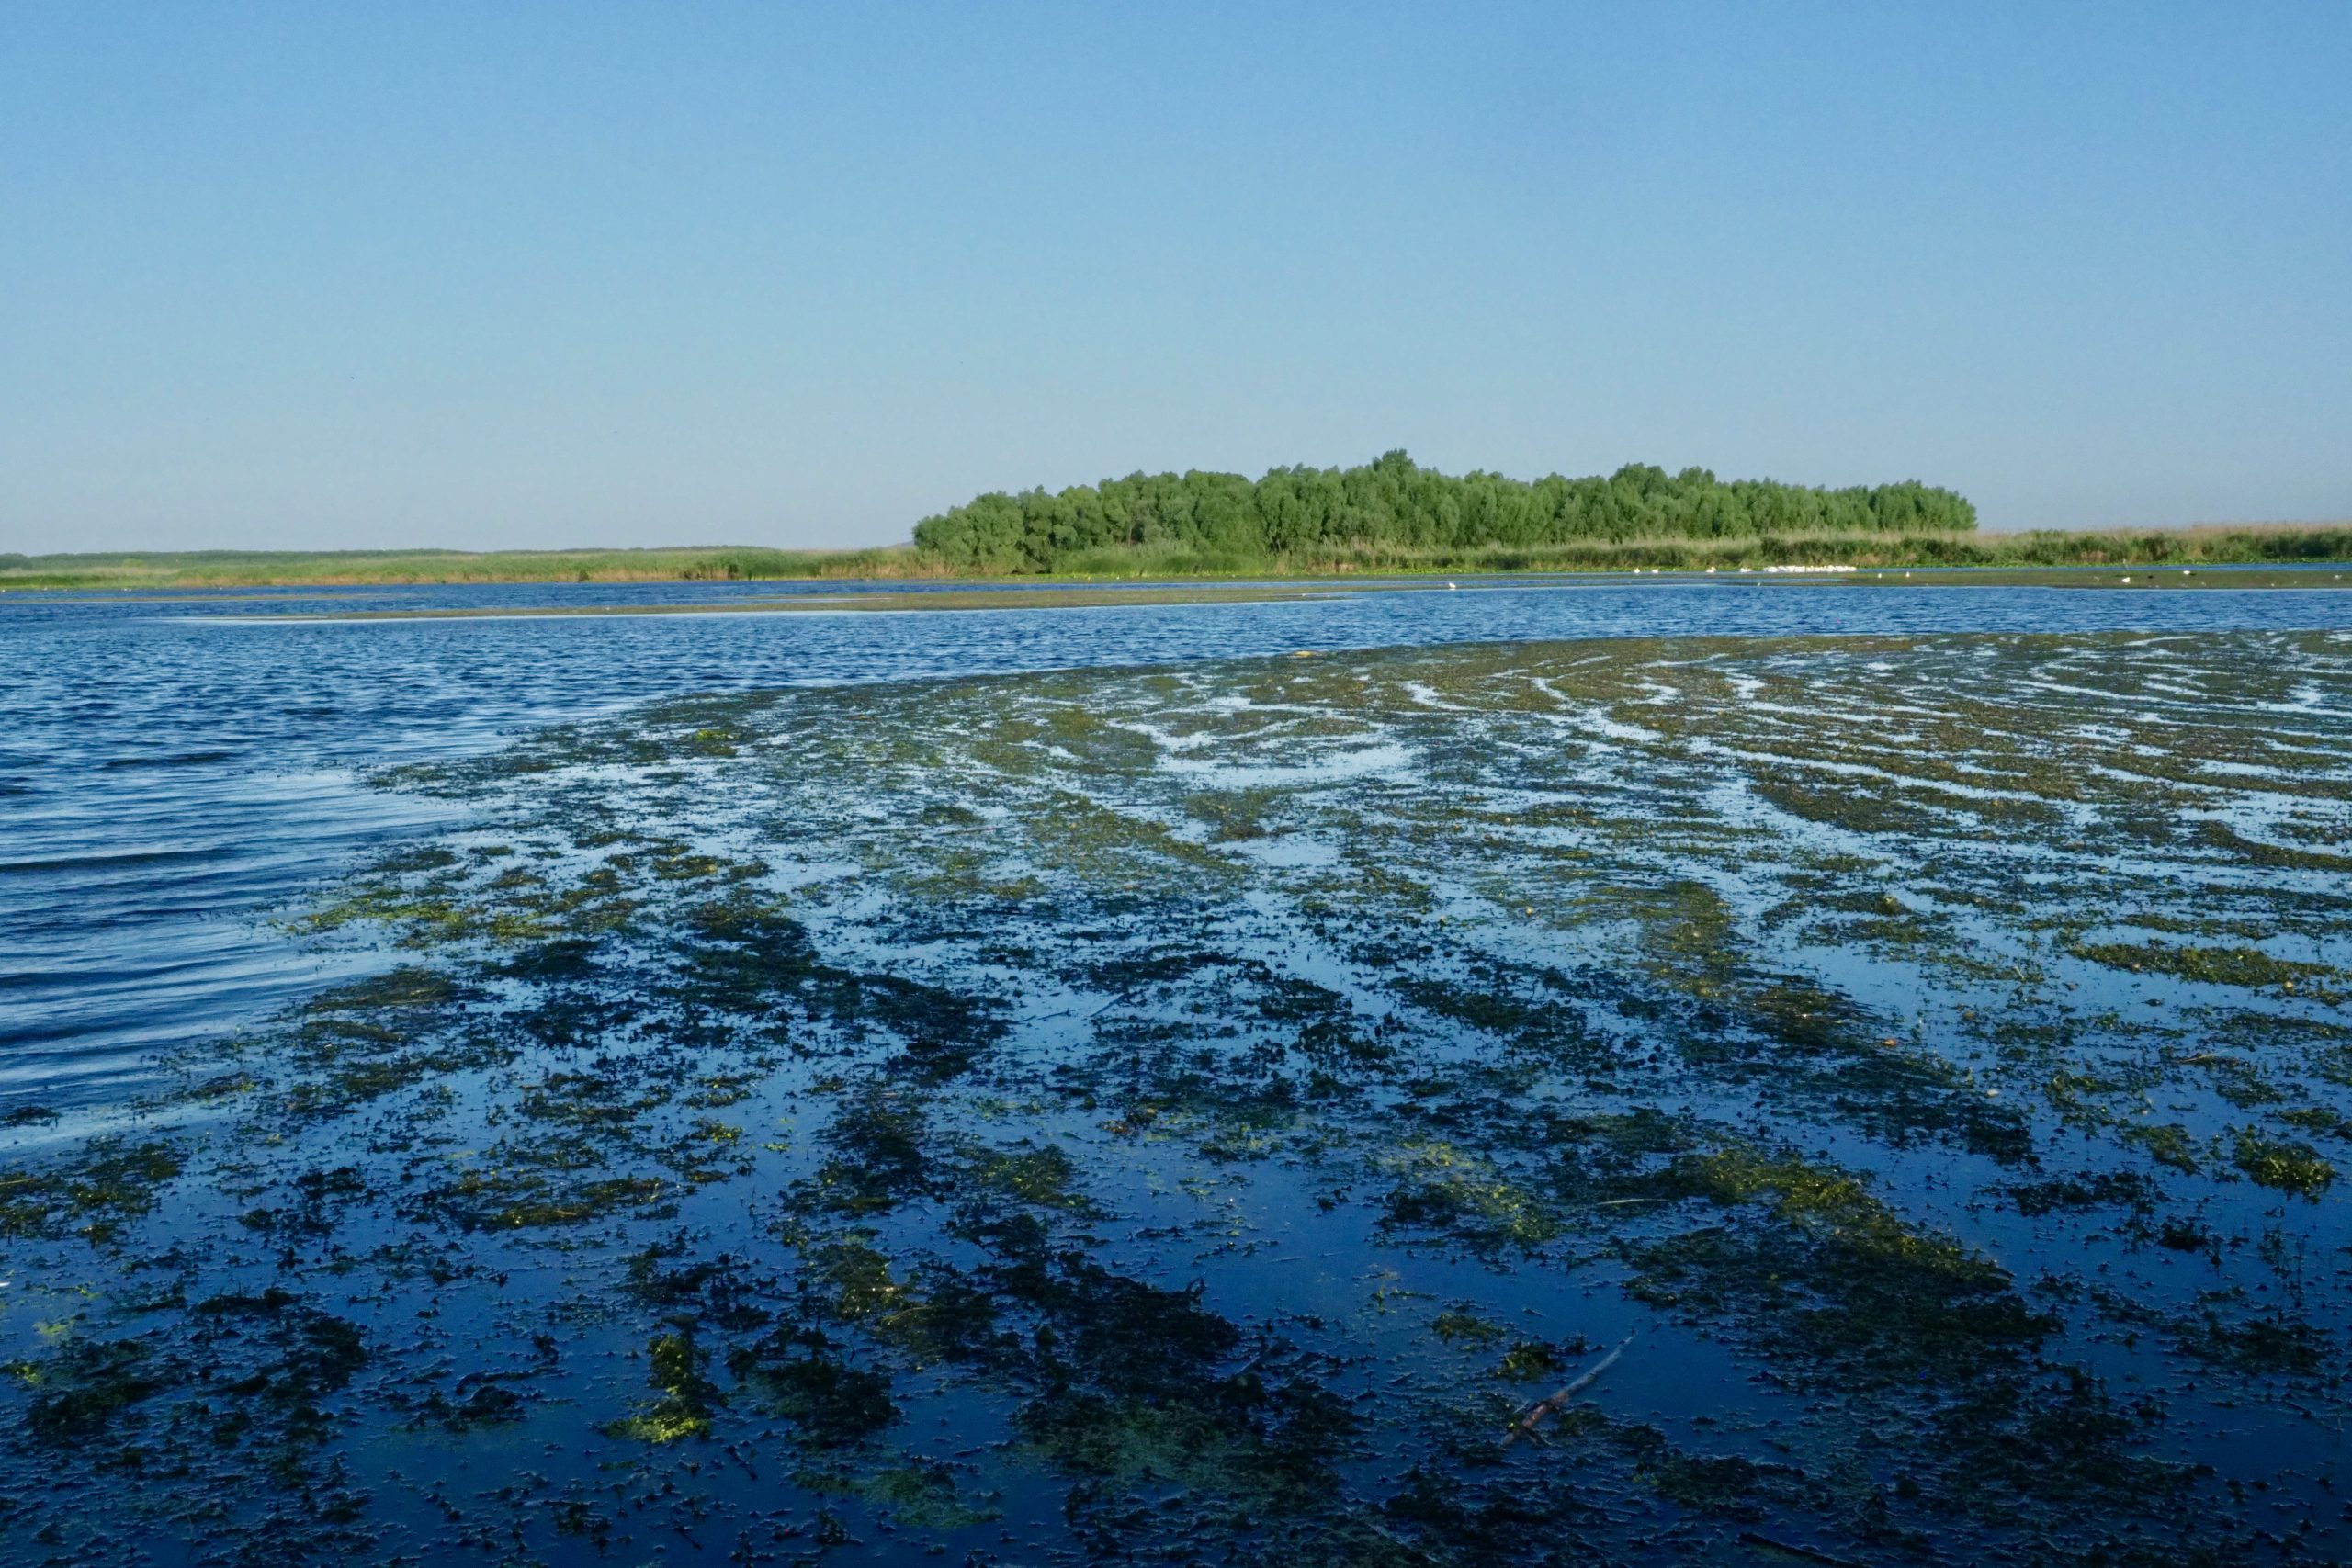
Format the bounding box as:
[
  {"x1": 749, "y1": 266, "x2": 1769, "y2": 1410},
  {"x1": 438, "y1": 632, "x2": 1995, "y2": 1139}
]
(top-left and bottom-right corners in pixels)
[
  {"x1": 2, "y1": 581, "x2": 2350, "y2": 1566},
  {"x1": 6, "y1": 574, "x2": 2349, "y2": 1116}
]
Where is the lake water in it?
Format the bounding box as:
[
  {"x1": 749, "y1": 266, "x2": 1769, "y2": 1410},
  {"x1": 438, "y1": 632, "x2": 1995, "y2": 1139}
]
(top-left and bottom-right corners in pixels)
[
  {"x1": 4, "y1": 573, "x2": 2351, "y2": 1566},
  {"x1": 6, "y1": 572, "x2": 2349, "y2": 1119}
]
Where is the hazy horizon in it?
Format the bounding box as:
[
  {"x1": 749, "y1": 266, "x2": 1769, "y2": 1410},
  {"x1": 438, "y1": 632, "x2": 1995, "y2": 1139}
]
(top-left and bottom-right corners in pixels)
[{"x1": 5, "y1": 2, "x2": 2347, "y2": 554}]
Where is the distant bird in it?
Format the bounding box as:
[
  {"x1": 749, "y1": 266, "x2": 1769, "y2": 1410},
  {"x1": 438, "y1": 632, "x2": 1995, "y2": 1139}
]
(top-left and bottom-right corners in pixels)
[{"x1": 1447, "y1": 581, "x2": 1458, "y2": 591}]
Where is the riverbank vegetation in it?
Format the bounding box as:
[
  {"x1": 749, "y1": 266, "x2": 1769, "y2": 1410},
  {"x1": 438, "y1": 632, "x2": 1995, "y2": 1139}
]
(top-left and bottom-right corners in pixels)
[
  {"x1": 1005, "y1": 517, "x2": 2352, "y2": 577},
  {"x1": 0, "y1": 543, "x2": 926, "y2": 592},
  {"x1": 6, "y1": 451, "x2": 2348, "y2": 588},
  {"x1": 11, "y1": 521, "x2": 2351, "y2": 592}
]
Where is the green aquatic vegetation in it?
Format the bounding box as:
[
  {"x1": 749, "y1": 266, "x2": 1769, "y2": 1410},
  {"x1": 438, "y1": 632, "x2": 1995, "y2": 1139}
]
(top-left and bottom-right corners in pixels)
[
  {"x1": 1012, "y1": 1378, "x2": 1354, "y2": 1510},
  {"x1": 966, "y1": 1140, "x2": 1093, "y2": 1211},
  {"x1": 2182, "y1": 1051, "x2": 2289, "y2": 1108},
  {"x1": 1390, "y1": 964, "x2": 1604, "y2": 1074},
  {"x1": 12, "y1": 1304, "x2": 381, "y2": 1528},
  {"x1": 2274, "y1": 1104, "x2": 2352, "y2": 1139},
  {"x1": 812, "y1": 1238, "x2": 916, "y2": 1322},
  {"x1": 621, "y1": 1242, "x2": 776, "y2": 1327},
  {"x1": 186, "y1": 1289, "x2": 368, "y2": 1445},
  {"x1": 413, "y1": 1165, "x2": 669, "y2": 1230},
  {"x1": 1377, "y1": 1139, "x2": 1564, "y2": 1251},
  {"x1": 684, "y1": 1069, "x2": 762, "y2": 1109},
  {"x1": 2120, "y1": 1121, "x2": 2201, "y2": 1174},
  {"x1": 681, "y1": 725, "x2": 741, "y2": 758},
  {"x1": 14, "y1": 1337, "x2": 160, "y2": 1444},
  {"x1": 986, "y1": 1256, "x2": 1355, "y2": 1512},
  {"x1": 2197, "y1": 819, "x2": 2352, "y2": 873},
  {"x1": 2289, "y1": 1026, "x2": 2352, "y2": 1089},
  {"x1": 605, "y1": 1329, "x2": 721, "y2": 1443},
  {"x1": 2152, "y1": 1216, "x2": 2216, "y2": 1254},
  {"x1": 1023, "y1": 788, "x2": 1241, "y2": 887},
  {"x1": 1552, "y1": 1107, "x2": 1696, "y2": 1166},
  {"x1": 516, "y1": 1066, "x2": 663, "y2": 1131},
  {"x1": 730, "y1": 1329, "x2": 901, "y2": 1445},
  {"x1": 298, "y1": 874, "x2": 502, "y2": 946},
  {"x1": 648, "y1": 849, "x2": 738, "y2": 882},
  {"x1": 280, "y1": 1034, "x2": 448, "y2": 1119},
  {"x1": 861, "y1": 1269, "x2": 1008, "y2": 1369},
  {"x1": 1624, "y1": 878, "x2": 1743, "y2": 996},
  {"x1": 1929, "y1": 1375, "x2": 2192, "y2": 1521},
  {"x1": 238, "y1": 1165, "x2": 369, "y2": 1243},
  {"x1": 1495, "y1": 1340, "x2": 1566, "y2": 1382},
  {"x1": 1030, "y1": 1262, "x2": 1247, "y2": 1393},
  {"x1": 1625, "y1": 1147, "x2": 2049, "y2": 1380},
  {"x1": 802, "y1": 1459, "x2": 998, "y2": 1530},
  {"x1": 412, "y1": 1377, "x2": 526, "y2": 1431},
  {"x1": 1650, "y1": 958, "x2": 2029, "y2": 1159},
  {"x1": 1430, "y1": 1308, "x2": 1506, "y2": 1346},
  {"x1": 2171, "y1": 1309, "x2": 2325, "y2": 1378},
  {"x1": 1772, "y1": 886, "x2": 1951, "y2": 955},
  {"x1": 2000, "y1": 1171, "x2": 2160, "y2": 1217},
  {"x1": 2073, "y1": 938, "x2": 2337, "y2": 996},
  {"x1": 2230, "y1": 1128, "x2": 2335, "y2": 1197},
  {"x1": 11, "y1": 628, "x2": 2351, "y2": 1563},
  {"x1": 808, "y1": 1092, "x2": 934, "y2": 1214},
  {"x1": 1751, "y1": 768, "x2": 1953, "y2": 839},
  {"x1": 1643, "y1": 1450, "x2": 1767, "y2": 1514},
  {"x1": 1186, "y1": 786, "x2": 1279, "y2": 841},
  {"x1": 678, "y1": 892, "x2": 1002, "y2": 1065},
  {"x1": 0, "y1": 1138, "x2": 183, "y2": 1243},
  {"x1": 308, "y1": 966, "x2": 459, "y2": 1012}
]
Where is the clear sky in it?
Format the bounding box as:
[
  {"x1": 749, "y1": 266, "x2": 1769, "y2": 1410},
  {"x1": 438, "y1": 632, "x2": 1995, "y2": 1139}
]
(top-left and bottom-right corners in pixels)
[{"x1": 3, "y1": 2, "x2": 2346, "y2": 552}]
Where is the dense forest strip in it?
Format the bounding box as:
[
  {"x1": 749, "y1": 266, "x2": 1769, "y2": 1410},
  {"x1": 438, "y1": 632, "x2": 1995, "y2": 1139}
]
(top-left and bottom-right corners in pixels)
[{"x1": 913, "y1": 451, "x2": 1976, "y2": 572}]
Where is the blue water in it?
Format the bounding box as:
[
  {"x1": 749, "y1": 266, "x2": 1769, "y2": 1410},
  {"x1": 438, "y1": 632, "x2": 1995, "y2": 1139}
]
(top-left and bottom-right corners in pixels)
[{"x1": 5, "y1": 572, "x2": 2349, "y2": 1115}]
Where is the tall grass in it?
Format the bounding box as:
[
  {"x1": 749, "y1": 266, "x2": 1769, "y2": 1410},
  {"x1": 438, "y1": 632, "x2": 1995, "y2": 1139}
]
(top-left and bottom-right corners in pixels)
[
  {"x1": 1047, "y1": 522, "x2": 2352, "y2": 577},
  {"x1": 5, "y1": 521, "x2": 2348, "y2": 590},
  {"x1": 0, "y1": 544, "x2": 938, "y2": 591}
]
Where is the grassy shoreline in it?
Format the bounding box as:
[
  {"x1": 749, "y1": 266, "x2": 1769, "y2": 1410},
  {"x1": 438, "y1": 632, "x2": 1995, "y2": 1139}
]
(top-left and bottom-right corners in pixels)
[{"x1": 6, "y1": 520, "x2": 2351, "y2": 591}]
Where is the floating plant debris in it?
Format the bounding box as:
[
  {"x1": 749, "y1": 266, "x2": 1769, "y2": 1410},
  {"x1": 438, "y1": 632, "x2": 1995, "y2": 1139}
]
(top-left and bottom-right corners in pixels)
[{"x1": 3, "y1": 629, "x2": 2347, "y2": 1565}]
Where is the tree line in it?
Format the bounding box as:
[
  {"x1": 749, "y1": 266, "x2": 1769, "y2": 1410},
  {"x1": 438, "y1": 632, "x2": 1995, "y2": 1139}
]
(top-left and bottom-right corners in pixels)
[{"x1": 911, "y1": 451, "x2": 1977, "y2": 571}]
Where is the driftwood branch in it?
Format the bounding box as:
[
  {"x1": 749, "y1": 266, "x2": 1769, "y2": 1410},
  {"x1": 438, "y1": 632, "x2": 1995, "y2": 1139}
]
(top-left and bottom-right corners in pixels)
[
  {"x1": 1735, "y1": 1530, "x2": 1869, "y2": 1567},
  {"x1": 1020, "y1": 978, "x2": 1152, "y2": 1024},
  {"x1": 1503, "y1": 1334, "x2": 1632, "y2": 1445}
]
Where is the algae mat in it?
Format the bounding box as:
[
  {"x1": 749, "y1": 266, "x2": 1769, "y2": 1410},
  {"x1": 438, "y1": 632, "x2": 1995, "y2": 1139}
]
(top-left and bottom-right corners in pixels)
[{"x1": 5, "y1": 630, "x2": 2349, "y2": 1566}]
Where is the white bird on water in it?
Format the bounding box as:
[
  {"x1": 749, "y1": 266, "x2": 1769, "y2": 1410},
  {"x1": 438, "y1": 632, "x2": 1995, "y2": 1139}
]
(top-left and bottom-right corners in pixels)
[{"x1": 1447, "y1": 581, "x2": 1458, "y2": 591}]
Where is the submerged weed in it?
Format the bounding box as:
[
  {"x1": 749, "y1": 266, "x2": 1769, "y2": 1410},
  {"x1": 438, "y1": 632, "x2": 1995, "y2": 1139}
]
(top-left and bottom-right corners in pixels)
[
  {"x1": 10, "y1": 629, "x2": 2351, "y2": 1564},
  {"x1": 2231, "y1": 1128, "x2": 2335, "y2": 1197}
]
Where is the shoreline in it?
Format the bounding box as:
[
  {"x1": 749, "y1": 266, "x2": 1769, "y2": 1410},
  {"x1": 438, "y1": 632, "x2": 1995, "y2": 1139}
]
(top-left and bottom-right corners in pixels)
[
  {"x1": 13, "y1": 562, "x2": 2352, "y2": 618},
  {"x1": 8, "y1": 521, "x2": 2352, "y2": 592}
]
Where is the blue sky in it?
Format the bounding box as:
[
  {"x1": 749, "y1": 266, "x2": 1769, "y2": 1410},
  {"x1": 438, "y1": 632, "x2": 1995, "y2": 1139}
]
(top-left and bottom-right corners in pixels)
[{"x1": 3, "y1": 2, "x2": 2346, "y2": 550}]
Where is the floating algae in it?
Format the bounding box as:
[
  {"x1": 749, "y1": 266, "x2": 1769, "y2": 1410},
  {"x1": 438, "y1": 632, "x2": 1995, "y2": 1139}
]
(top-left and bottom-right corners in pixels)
[{"x1": 3, "y1": 629, "x2": 2348, "y2": 1565}]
